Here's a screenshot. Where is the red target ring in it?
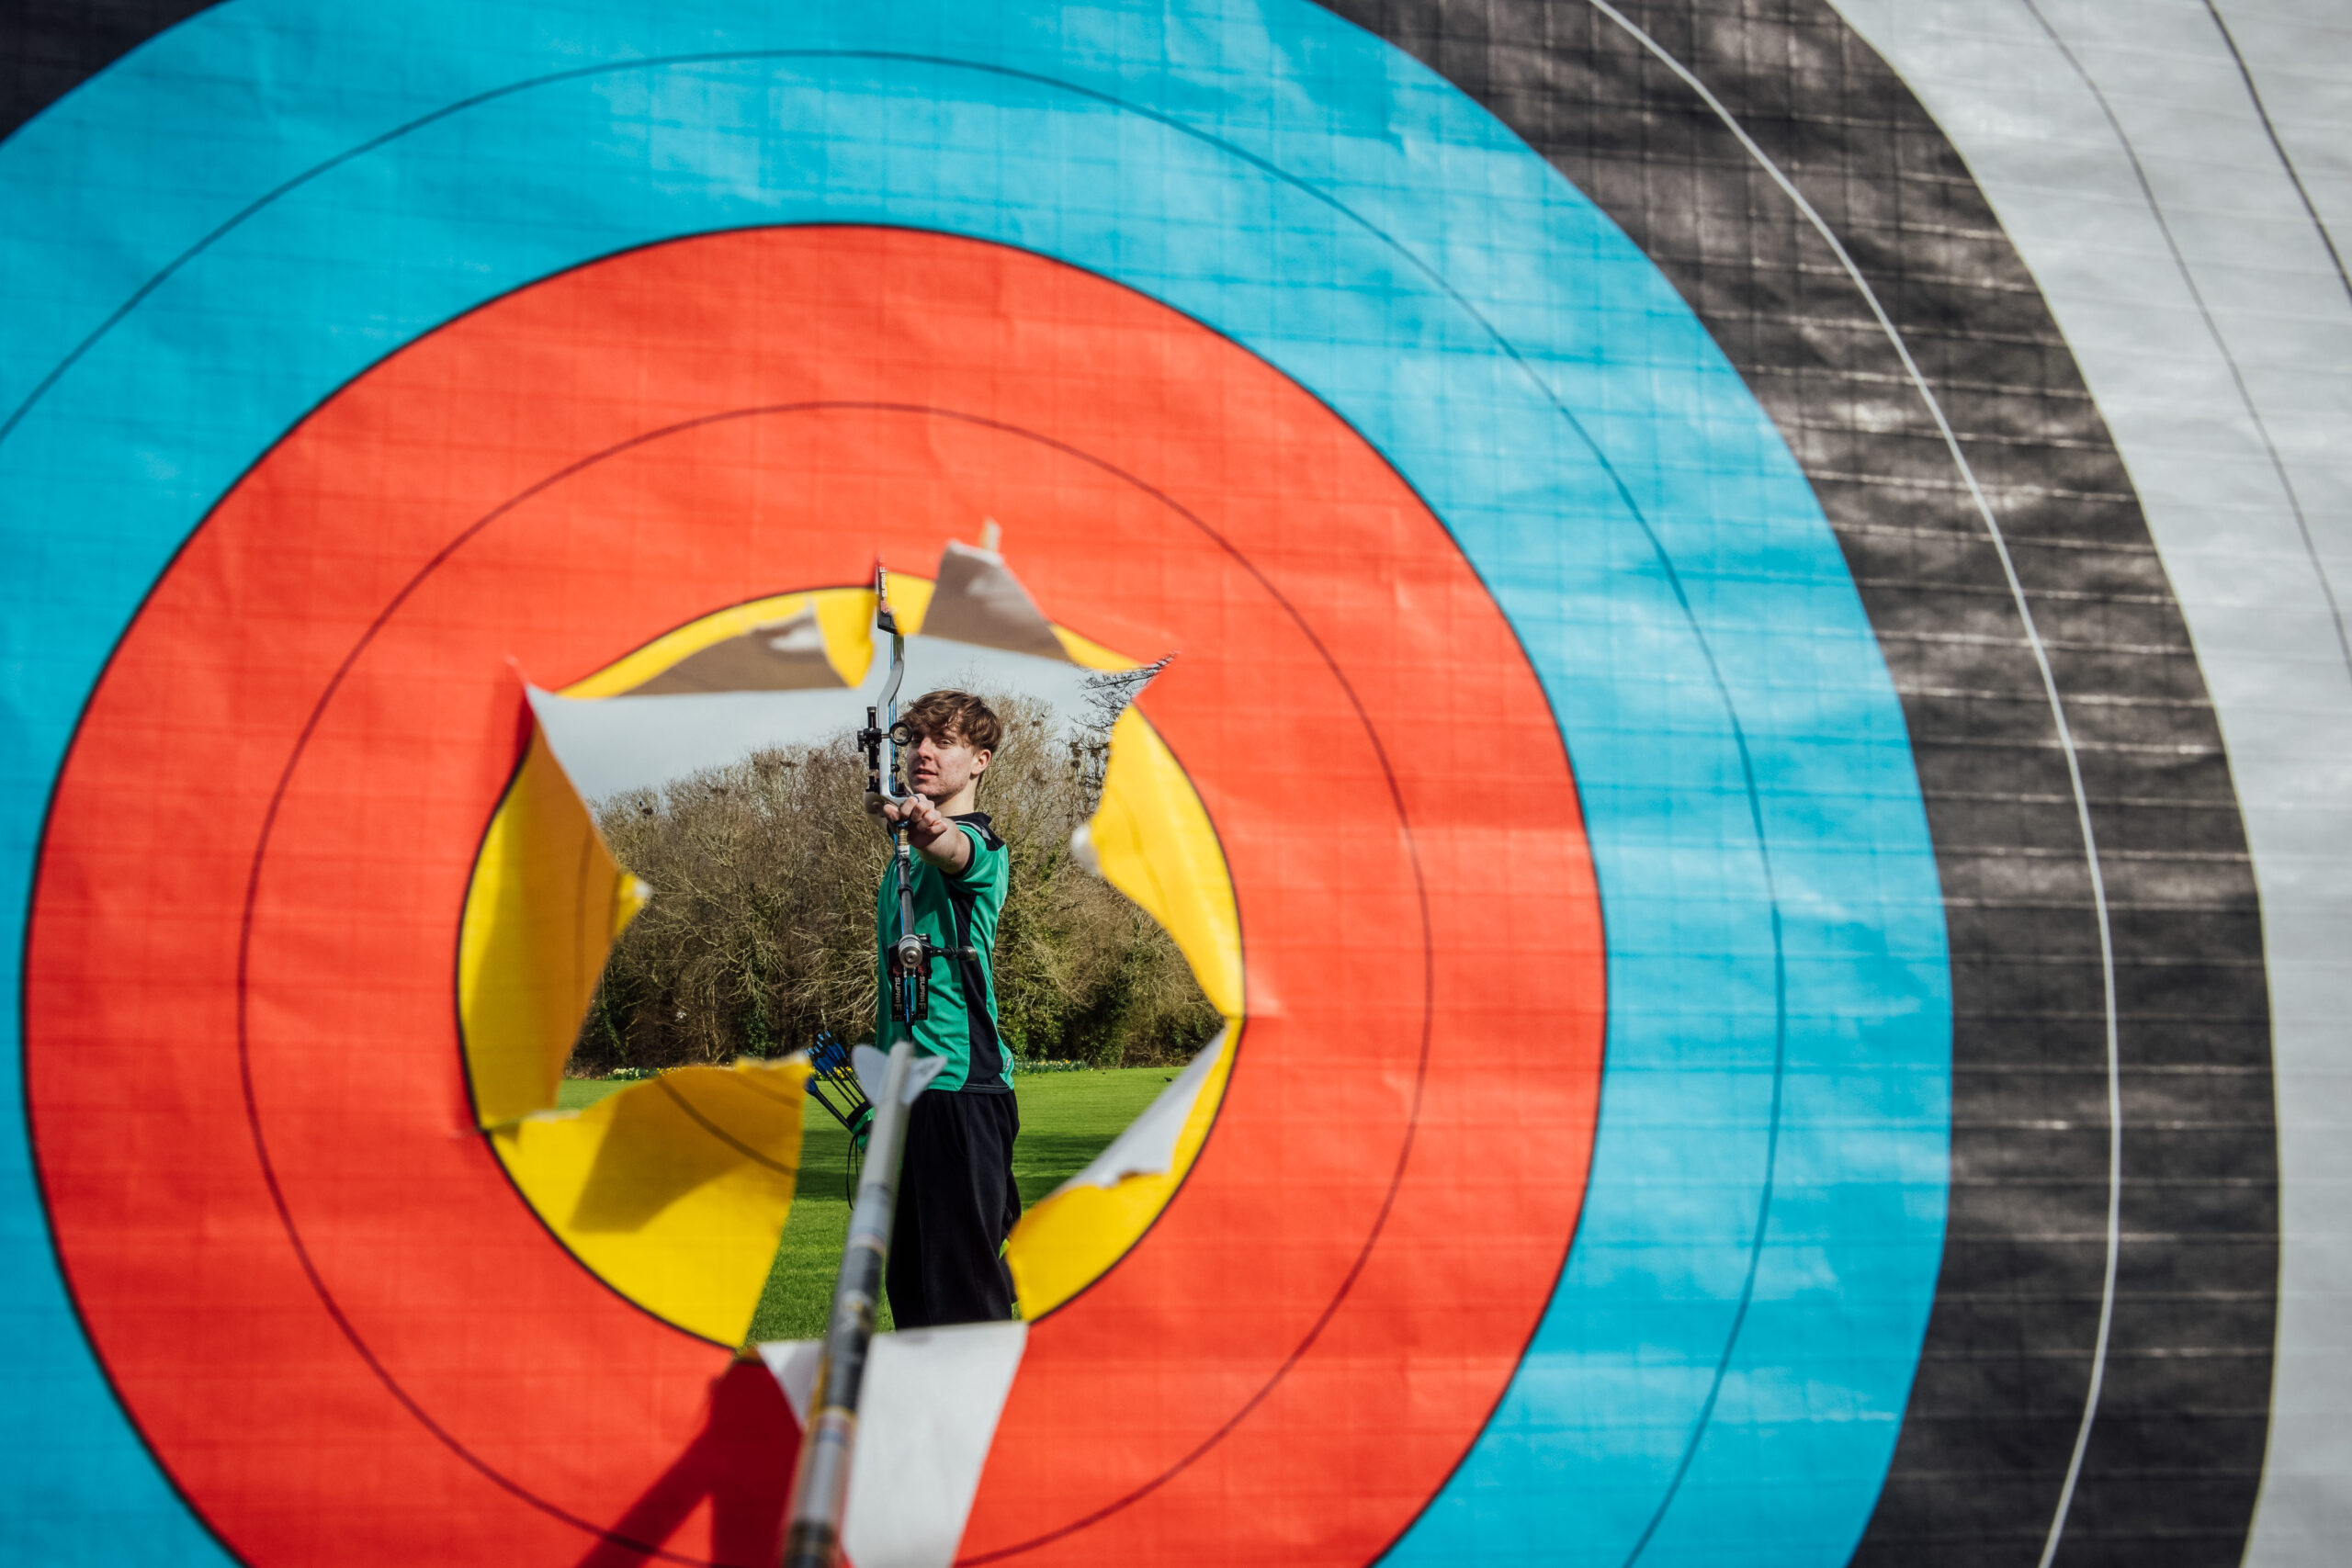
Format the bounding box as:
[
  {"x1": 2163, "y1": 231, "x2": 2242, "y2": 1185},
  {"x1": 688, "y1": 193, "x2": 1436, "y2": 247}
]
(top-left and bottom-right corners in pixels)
[{"x1": 25, "y1": 227, "x2": 1605, "y2": 1566}]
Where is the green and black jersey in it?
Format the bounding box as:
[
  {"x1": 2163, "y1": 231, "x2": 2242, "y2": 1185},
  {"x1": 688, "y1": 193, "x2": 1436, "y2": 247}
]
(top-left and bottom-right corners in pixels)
[{"x1": 873, "y1": 812, "x2": 1011, "y2": 1092}]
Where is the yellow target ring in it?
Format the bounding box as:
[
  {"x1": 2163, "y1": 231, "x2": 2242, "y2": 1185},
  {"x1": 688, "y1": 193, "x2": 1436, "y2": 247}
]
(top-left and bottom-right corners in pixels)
[{"x1": 455, "y1": 585, "x2": 1239, "y2": 1343}]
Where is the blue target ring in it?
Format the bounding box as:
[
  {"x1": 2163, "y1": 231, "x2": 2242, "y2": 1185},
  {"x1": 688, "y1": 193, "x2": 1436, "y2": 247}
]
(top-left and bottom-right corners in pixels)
[{"x1": 0, "y1": 3, "x2": 1951, "y2": 1564}]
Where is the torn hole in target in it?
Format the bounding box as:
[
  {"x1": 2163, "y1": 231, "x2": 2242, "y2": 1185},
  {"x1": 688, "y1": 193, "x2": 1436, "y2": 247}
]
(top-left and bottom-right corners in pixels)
[{"x1": 454, "y1": 530, "x2": 1242, "y2": 1353}]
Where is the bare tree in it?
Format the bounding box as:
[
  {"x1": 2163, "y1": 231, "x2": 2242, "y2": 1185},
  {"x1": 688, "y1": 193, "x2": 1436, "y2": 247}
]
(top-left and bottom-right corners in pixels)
[
  {"x1": 1068, "y1": 655, "x2": 1173, "y2": 813},
  {"x1": 571, "y1": 690, "x2": 1219, "y2": 1075}
]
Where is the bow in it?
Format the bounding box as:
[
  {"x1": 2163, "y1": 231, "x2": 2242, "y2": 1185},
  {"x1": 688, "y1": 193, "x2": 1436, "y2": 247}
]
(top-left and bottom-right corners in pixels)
[{"x1": 784, "y1": 562, "x2": 963, "y2": 1568}]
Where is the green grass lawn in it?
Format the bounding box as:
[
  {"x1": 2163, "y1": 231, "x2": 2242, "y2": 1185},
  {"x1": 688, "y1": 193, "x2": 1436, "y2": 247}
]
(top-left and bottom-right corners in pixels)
[{"x1": 557, "y1": 1065, "x2": 1182, "y2": 1343}]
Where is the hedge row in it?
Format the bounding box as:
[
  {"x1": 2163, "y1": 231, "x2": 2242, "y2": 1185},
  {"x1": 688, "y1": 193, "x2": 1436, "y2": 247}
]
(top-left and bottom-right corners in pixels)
[{"x1": 568, "y1": 693, "x2": 1219, "y2": 1074}]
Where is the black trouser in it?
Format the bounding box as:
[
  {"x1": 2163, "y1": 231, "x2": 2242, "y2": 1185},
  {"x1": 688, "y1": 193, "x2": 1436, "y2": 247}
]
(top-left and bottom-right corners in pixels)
[{"x1": 886, "y1": 1088, "x2": 1021, "y2": 1328}]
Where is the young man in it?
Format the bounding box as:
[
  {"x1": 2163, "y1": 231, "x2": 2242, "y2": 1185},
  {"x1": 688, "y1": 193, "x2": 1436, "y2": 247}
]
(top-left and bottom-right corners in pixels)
[{"x1": 873, "y1": 689, "x2": 1020, "y2": 1327}]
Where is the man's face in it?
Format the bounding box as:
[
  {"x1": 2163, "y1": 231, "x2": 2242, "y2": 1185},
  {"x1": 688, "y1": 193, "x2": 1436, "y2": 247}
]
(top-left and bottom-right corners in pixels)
[{"x1": 906, "y1": 725, "x2": 989, "y2": 804}]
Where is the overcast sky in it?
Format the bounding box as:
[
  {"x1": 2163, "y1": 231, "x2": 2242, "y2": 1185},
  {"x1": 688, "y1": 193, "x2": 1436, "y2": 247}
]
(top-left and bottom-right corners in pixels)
[{"x1": 529, "y1": 635, "x2": 1101, "y2": 803}]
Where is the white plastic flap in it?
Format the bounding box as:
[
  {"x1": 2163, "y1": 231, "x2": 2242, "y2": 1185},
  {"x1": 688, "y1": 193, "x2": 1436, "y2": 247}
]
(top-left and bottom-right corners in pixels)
[
  {"x1": 1049, "y1": 1028, "x2": 1227, "y2": 1196},
  {"x1": 758, "y1": 1319, "x2": 1029, "y2": 1568}
]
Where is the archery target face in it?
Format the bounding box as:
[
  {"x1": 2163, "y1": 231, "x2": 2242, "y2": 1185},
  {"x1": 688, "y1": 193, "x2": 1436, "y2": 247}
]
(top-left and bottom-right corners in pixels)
[{"x1": 0, "y1": 3, "x2": 2291, "y2": 1568}]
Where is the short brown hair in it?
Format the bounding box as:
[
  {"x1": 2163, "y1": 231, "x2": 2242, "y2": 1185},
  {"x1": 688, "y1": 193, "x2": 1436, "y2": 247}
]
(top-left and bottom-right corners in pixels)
[{"x1": 901, "y1": 689, "x2": 1001, "y2": 754}]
